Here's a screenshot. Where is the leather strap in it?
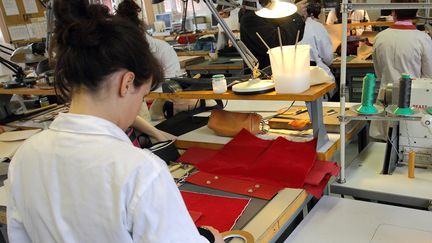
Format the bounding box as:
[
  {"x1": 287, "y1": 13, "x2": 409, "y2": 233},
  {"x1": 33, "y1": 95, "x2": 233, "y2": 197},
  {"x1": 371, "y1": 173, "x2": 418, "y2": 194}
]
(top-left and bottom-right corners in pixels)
[{"x1": 186, "y1": 171, "x2": 282, "y2": 200}]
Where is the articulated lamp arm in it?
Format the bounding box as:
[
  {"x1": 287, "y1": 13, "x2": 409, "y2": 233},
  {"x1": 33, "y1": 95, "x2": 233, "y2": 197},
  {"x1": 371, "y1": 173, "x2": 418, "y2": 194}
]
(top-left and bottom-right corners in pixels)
[{"x1": 202, "y1": 0, "x2": 260, "y2": 78}]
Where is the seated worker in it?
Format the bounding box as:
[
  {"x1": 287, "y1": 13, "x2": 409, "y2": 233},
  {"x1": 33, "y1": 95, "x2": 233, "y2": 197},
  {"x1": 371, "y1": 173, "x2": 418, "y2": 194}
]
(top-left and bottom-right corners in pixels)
[
  {"x1": 371, "y1": 0, "x2": 432, "y2": 140},
  {"x1": 240, "y1": 0, "x2": 308, "y2": 70},
  {"x1": 299, "y1": 0, "x2": 335, "y2": 81},
  {"x1": 6, "y1": 0, "x2": 221, "y2": 242},
  {"x1": 216, "y1": 4, "x2": 240, "y2": 51},
  {"x1": 326, "y1": 0, "x2": 371, "y2": 36},
  {"x1": 117, "y1": 0, "x2": 184, "y2": 124},
  {"x1": 117, "y1": 1, "x2": 180, "y2": 79}
]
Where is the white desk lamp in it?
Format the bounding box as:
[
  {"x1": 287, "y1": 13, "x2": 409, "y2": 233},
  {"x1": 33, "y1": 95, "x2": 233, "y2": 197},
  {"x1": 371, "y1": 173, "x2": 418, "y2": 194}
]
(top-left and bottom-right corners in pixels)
[
  {"x1": 203, "y1": 0, "x2": 298, "y2": 94},
  {"x1": 10, "y1": 43, "x2": 47, "y2": 64},
  {"x1": 255, "y1": 0, "x2": 297, "y2": 19}
]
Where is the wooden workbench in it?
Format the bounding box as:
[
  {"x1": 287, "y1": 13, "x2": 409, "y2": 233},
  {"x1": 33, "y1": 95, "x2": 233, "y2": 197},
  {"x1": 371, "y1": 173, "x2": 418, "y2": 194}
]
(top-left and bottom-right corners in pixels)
[
  {"x1": 147, "y1": 82, "x2": 336, "y2": 102},
  {"x1": 174, "y1": 118, "x2": 365, "y2": 161},
  {"x1": 0, "y1": 85, "x2": 56, "y2": 96},
  {"x1": 185, "y1": 57, "x2": 244, "y2": 76}
]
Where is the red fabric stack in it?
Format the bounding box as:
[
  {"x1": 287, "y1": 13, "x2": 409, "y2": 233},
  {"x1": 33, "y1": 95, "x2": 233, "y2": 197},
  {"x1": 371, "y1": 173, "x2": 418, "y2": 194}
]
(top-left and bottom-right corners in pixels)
[
  {"x1": 181, "y1": 191, "x2": 250, "y2": 232},
  {"x1": 178, "y1": 129, "x2": 340, "y2": 199}
]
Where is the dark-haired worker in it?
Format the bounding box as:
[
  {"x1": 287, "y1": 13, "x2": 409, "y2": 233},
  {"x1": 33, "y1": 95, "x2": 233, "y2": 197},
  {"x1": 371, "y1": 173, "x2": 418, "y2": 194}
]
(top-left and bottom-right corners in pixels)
[
  {"x1": 240, "y1": 0, "x2": 308, "y2": 70},
  {"x1": 6, "y1": 0, "x2": 218, "y2": 242}
]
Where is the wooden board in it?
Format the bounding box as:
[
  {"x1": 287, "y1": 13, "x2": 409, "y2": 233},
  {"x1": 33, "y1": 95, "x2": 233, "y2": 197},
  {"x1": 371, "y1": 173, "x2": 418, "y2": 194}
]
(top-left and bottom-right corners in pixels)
[
  {"x1": 185, "y1": 57, "x2": 244, "y2": 71},
  {"x1": 0, "y1": 0, "x2": 46, "y2": 44},
  {"x1": 0, "y1": 85, "x2": 55, "y2": 95},
  {"x1": 146, "y1": 83, "x2": 336, "y2": 102},
  {"x1": 177, "y1": 56, "x2": 205, "y2": 69},
  {"x1": 268, "y1": 106, "x2": 358, "y2": 132}
]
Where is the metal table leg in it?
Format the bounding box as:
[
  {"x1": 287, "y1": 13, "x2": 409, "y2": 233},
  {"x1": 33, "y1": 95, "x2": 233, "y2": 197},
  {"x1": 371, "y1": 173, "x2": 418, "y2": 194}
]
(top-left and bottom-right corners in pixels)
[{"x1": 306, "y1": 97, "x2": 329, "y2": 149}]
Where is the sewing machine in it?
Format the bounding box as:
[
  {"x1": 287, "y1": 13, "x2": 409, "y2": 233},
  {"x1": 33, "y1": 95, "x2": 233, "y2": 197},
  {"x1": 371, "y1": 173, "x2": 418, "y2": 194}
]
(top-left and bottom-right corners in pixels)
[{"x1": 398, "y1": 78, "x2": 432, "y2": 164}]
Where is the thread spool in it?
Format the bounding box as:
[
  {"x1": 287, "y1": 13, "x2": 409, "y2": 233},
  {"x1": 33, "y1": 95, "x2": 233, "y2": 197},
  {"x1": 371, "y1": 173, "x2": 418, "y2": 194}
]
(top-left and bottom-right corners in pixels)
[
  {"x1": 356, "y1": 73, "x2": 378, "y2": 114},
  {"x1": 395, "y1": 74, "x2": 415, "y2": 116},
  {"x1": 426, "y1": 107, "x2": 432, "y2": 115},
  {"x1": 408, "y1": 150, "x2": 415, "y2": 178}
]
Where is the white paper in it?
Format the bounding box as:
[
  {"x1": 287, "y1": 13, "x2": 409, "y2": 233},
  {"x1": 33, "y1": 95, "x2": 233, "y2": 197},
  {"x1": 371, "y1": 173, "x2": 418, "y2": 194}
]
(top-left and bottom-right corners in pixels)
[
  {"x1": 8, "y1": 25, "x2": 30, "y2": 41},
  {"x1": 0, "y1": 129, "x2": 41, "y2": 142},
  {"x1": 26, "y1": 21, "x2": 46, "y2": 39},
  {"x1": 2, "y1": 0, "x2": 19, "y2": 16},
  {"x1": 0, "y1": 141, "x2": 23, "y2": 159},
  {"x1": 22, "y1": 0, "x2": 38, "y2": 14}
]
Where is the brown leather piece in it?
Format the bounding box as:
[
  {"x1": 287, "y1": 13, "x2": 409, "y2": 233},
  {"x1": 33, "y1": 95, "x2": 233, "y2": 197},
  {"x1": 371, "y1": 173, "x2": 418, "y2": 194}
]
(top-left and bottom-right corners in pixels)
[{"x1": 207, "y1": 109, "x2": 262, "y2": 137}]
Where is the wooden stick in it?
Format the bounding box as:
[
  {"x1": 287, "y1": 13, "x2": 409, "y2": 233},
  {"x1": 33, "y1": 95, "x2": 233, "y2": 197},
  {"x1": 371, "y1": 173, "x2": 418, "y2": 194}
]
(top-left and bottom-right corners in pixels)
[
  {"x1": 255, "y1": 32, "x2": 271, "y2": 50},
  {"x1": 408, "y1": 150, "x2": 415, "y2": 178},
  {"x1": 277, "y1": 27, "x2": 286, "y2": 72},
  {"x1": 293, "y1": 30, "x2": 301, "y2": 72},
  {"x1": 256, "y1": 32, "x2": 281, "y2": 71}
]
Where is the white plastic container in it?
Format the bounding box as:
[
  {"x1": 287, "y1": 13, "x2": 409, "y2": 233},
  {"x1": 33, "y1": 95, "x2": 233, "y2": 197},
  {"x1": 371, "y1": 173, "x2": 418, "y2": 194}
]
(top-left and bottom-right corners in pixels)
[
  {"x1": 268, "y1": 44, "x2": 311, "y2": 94},
  {"x1": 212, "y1": 74, "x2": 227, "y2": 94}
]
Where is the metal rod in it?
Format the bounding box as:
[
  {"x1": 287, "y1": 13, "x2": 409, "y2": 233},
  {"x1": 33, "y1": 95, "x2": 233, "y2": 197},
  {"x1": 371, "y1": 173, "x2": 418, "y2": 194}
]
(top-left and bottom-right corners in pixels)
[
  {"x1": 339, "y1": 0, "x2": 348, "y2": 184},
  {"x1": 341, "y1": 115, "x2": 422, "y2": 122},
  {"x1": 348, "y1": 3, "x2": 432, "y2": 10},
  {"x1": 191, "y1": 0, "x2": 199, "y2": 32}
]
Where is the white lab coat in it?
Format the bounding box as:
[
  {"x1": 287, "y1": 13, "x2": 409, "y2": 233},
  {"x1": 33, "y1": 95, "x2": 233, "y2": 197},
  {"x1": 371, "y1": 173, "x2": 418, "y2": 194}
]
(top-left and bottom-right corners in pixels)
[
  {"x1": 326, "y1": 9, "x2": 371, "y2": 35},
  {"x1": 300, "y1": 17, "x2": 335, "y2": 81},
  {"x1": 146, "y1": 34, "x2": 180, "y2": 79},
  {"x1": 373, "y1": 22, "x2": 432, "y2": 89},
  {"x1": 6, "y1": 113, "x2": 208, "y2": 243},
  {"x1": 371, "y1": 21, "x2": 432, "y2": 140}
]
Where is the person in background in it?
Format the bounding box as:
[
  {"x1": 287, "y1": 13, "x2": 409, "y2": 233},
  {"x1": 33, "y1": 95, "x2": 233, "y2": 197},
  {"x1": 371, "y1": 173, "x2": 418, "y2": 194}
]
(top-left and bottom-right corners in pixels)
[
  {"x1": 116, "y1": 0, "x2": 178, "y2": 139},
  {"x1": 371, "y1": 0, "x2": 432, "y2": 140},
  {"x1": 117, "y1": 1, "x2": 180, "y2": 79},
  {"x1": 215, "y1": 4, "x2": 240, "y2": 51},
  {"x1": 326, "y1": 0, "x2": 371, "y2": 35},
  {"x1": 6, "y1": 0, "x2": 220, "y2": 242},
  {"x1": 299, "y1": 0, "x2": 335, "y2": 81},
  {"x1": 240, "y1": 0, "x2": 308, "y2": 70}
]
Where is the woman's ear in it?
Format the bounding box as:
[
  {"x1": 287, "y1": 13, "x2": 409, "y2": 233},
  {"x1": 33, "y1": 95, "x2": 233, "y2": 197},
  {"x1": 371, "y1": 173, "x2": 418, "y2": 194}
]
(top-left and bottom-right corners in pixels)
[{"x1": 119, "y1": 71, "x2": 136, "y2": 97}]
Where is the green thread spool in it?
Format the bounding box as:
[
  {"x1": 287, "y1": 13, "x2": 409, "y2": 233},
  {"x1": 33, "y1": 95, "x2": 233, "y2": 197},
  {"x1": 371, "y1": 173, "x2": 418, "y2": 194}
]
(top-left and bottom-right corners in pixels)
[
  {"x1": 357, "y1": 73, "x2": 378, "y2": 114},
  {"x1": 427, "y1": 107, "x2": 432, "y2": 115},
  {"x1": 394, "y1": 74, "x2": 415, "y2": 116}
]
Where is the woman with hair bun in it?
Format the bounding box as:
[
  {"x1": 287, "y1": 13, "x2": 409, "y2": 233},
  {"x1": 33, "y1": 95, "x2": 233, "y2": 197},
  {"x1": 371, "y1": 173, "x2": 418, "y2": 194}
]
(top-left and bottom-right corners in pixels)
[
  {"x1": 116, "y1": 0, "x2": 180, "y2": 80},
  {"x1": 6, "y1": 0, "x2": 216, "y2": 242}
]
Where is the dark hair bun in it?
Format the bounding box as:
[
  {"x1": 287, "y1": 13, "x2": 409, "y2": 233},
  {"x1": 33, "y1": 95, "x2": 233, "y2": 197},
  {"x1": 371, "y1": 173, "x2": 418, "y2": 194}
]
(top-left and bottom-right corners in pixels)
[
  {"x1": 54, "y1": 0, "x2": 89, "y2": 27},
  {"x1": 54, "y1": 0, "x2": 112, "y2": 48},
  {"x1": 116, "y1": 0, "x2": 143, "y2": 28}
]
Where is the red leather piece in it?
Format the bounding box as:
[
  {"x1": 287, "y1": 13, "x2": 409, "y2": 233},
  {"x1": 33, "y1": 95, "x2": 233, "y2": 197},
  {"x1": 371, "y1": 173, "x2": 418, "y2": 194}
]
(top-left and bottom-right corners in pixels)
[
  {"x1": 189, "y1": 210, "x2": 203, "y2": 223},
  {"x1": 248, "y1": 137, "x2": 317, "y2": 188},
  {"x1": 197, "y1": 129, "x2": 272, "y2": 175},
  {"x1": 186, "y1": 171, "x2": 282, "y2": 200},
  {"x1": 304, "y1": 160, "x2": 340, "y2": 186},
  {"x1": 181, "y1": 191, "x2": 250, "y2": 232},
  {"x1": 177, "y1": 147, "x2": 218, "y2": 165},
  {"x1": 304, "y1": 174, "x2": 332, "y2": 199}
]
